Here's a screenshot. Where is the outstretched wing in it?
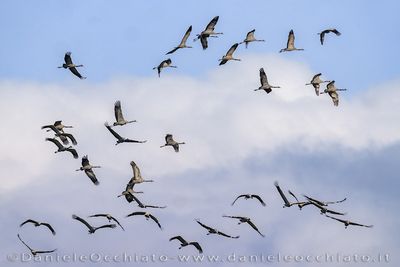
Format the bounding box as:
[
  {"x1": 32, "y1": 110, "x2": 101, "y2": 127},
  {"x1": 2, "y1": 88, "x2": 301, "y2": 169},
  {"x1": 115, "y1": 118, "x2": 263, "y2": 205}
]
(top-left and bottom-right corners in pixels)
[
  {"x1": 226, "y1": 43, "x2": 239, "y2": 56},
  {"x1": 20, "y1": 219, "x2": 38, "y2": 227},
  {"x1": 114, "y1": 101, "x2": 125, "y2": 123},
  {"x1": 46, "y1": 138, "x2": 64, "y2": 150},
  {"x1": 288, "y1": 190, "x2": 299, "y2": 202},
  {"x1": 72, "y1": 214, "x2": 93, "y2": 231},
  {"x1": 251, "y1": 194, "x2": 266, "y2": 206},
  {"x1": 130, "y1": 161, "x2": 142, "y2": 180},
  {"x1": 217, "y1": 231, "x2": 239, "y2": 239},
  {"x1": 85, "y1": 169, "x2": 99, "y2": 185},
  {"x1": 259, "y1": 68, "x2": 268, "y2": 86},
  {"x1": 66, "y1": 148, "x2": 79, "y2": 159},
  {"x1": 231, "y1": 195, "x2": 245, "y2": 206},
  {"x1": 287, "y1": 30, "x2": 295, "y2": 49},
  {"x1": 69, "y1": 67, "x2": 85, "y2": 79},
  {"x1": 17, "y1": 234, "x2": 33, "y2": 251},
  {"x1": 110, "y1": 217, "x2": 125, "y2": 231},
  {"x1": 41, "y1": 223, "x2": 56, "y2": 235},
  {"x1": 104, "y1": 122, "x2": 123, "y2": 140},
  {"x1": 126, "y1": 211, "x2": 146, "y2": 217},
  {"x1": 246, "y1": 220, "x2": 265, "y2": 237},
  {"x1": 64, "y1": 52, "x2": 73, "y2": 65},
  {"x1": 180, "y1": 25, "x2": 192, "y2": 45},
  {"x1": 41, "y1": 124, "x2": 61, "y2": 134},
  {"x1": 94, "y1": 224, "x2": 116, "y2": 232},
  {"x1": 320, "y1": 31, "x2": 326, "y2": 45},
  {"x1": 246, "y1": 29, "x2": 255, "y2": 40},
  {"x1": 35, "y1": 249, "x2": 57, "y2": 254},
  {"x1": 200, "y1": 35, "x2": 208, "y2": 50},
  {"x1": 166, "y1": 47, "x2": 179, "y2": 55},
  {"x1": 326, "y1": 198, "x2": 347, "y2": 205},
  {"x1": 196, "y1": 220, "x2": 214, "y2": 231},
  {"x1": 169, "y1": 235, "x2": 187, "y2": 243},
  {"x1": 149, "y1": 214, "x2": 162, "y2": 229},
  {"x1": 189, "y1": 242, "x2": 203, "y2": 253},
  {"x1": 205, "y1": 16, "x2": 219, "y2": 31},
  {"x1": 274, "y1": 181, "x2": 291, "y2": 206},
  {"x1": 59, "y1": 133, "x2": 77, "y2": 145},
  {"x1": 349, "y1": 221, "x2": 373, "y2": 228}
]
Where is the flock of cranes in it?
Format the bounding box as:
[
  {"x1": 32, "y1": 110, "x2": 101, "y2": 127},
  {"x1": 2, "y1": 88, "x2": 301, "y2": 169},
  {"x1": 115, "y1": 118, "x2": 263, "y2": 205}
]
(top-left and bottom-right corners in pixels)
[{"x1": 16, "y1": 15, "x2": 366, "y2": 257}]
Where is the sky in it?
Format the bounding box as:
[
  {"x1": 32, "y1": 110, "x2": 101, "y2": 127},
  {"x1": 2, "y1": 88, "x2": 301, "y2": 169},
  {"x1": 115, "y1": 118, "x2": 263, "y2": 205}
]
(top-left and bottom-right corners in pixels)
[{"x1": 1, "y1": 0, "x2": 400, "y2": 266}]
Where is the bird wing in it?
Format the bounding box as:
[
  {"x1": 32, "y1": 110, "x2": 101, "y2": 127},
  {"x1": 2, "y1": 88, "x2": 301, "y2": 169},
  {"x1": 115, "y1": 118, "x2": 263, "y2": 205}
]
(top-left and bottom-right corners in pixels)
[
  {"x1": 329, "y1": 91, "x2": 339, "y2": 106},
  {"x1": 219, "y1": 59, "x2": 228, "y2": 66},
  {"x1": 246, "y1": 29, "x2": 255, "y2": 40},
  {"x1": 85, "y1": 169, "x2": 99, "y2": 185},
  {"x1": 114, "y1": 101, "x2": 125, "y2": 123},
  {"x1": 196, "y1": 220, "x2": 214, "y2": 231},
  {"x1": 200, "y1": 35, "x2": 208, "y2": 50},
  {"x1": 35, "y1": 249, "x2": 57, "y2": 254},
  {"x1": 69, "y1": 67, "x2": 85, "y2": 79},
  {"x1": 251, "y1": 194, "x2": 266, "y2": 206},
  {"x1": 180, "y1": 25, "x2": 192, "y2": 45},
  {"x1": 231, "y1": 195, "x2": 245, "y2": 206},
  {"x1": 326, "y1": 81, "x2": 335, "y2": 91},
  {"x1": 89, "y1": 214, "x2": 108, "y2": 218},
  {"x1": 20, "y1": 219, "x2": 38, "y2": 227},
  {"x1": 325, "y1": 215, "x2": 347, "y2": 224},
  {"x1": 288, "y1": 190, "x2": 299, "y2": 202},
  {"x1": 169, "y1": 235, "x2": 187, "y2": 244},
  {"x1": 331, "y1": 29, "x2": 341, "y2": 35},
  {"x1": 226, "y1": 43, "x2": 239, "y2": 56},
  {"x1": 94, "y1": 224, "x2": 116, "y2": 232},
  {"x1": 41, "y1": 223, "x2": 56, "y2": 235},
  {"x1": 246, "y1": 220, "x2": 264, "y2": 237},
  {"x1": 217, "y1": 231, "x2": 239, "y2": 239},
  {"x1": 205, "y1": 16, "x2": 219, "y2": 31},
  {"x1": 64, "y1": 52, "x2": 73, "y2": 65},
  {"x1": 105, "y1": 122, "x2": 123, "y2": 140},
  {"x1": 326, "y1": 198, "x2": 347, "y2": 205},
  {"x1": 259, "y1": 68, "x2": 268, "y2": 86},
  {"x1": 311, "y1": 73, "x2": 322, "y2": 83},
  {"x1": 131, "y1": 161, "x2": 142, "y2": 180},
  {"x1": 303, "y1": 195, "x2": 325, "y2": 206},
  {"x1": 189, "y1": 242, "x2": 203, "y2": 253},
  {"x1": 41, "y1": 124, "x2": 61, "y2": 134},
  {"x1": 149, "y1": 214, "x2": 162, "y2": 229},
  {"x1": 60, "y1": 133, "x2": 77, "y2": 145},
  {"x1": 82, "y1": 155, "x2": 89, "y2": 167},
  {"x1": 325, "y1": 208, "x2": 346, "y2": 216},
  {"x1": 72, "y1": 215, "x2": 93, "y2": 231},
  {"x1": 173, "y1": 143, "x2": 179, "y2": 152},
  {"x1": 67, "y1": 148, "x2": 79, "y2": 159},
  {"x1": 166, "y1": 47, "x2": 179, "y2": 55},
  {"x1": 17, "y1": 234, "x2": 33, "y2": 251},
  {"x1": 320, "y1": 31, "x2": 325, "y2": 45},
  {"x1": 274, "y1": 181, "x2": 291, "y2": 206},
  {"x1": 46, "y1": 138, "x2": 64, "y2": 149},
  {"x1": 223, "y1": 215, "x2": 244, "y2": 220},
  {"x1": 111, "y1": 217, "x2": 125, "y2": 231},
  {"x1": 287, "y1": 30, "x2": 295, "y2": 49},
  {"x1": 165, "y1": 134, "x2": 174, "y2": 143},
  {"x1": 126, "y1": 211, "x2": 146, "y2": 217},
  {"x1": 349, "y1": 221, "x2": 373, "y2": 228}
]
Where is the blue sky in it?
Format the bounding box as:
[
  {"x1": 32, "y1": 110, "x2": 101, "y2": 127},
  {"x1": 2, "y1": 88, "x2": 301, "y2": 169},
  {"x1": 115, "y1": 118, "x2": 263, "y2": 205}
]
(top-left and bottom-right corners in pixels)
[
  {"x1": 0, "y1": 0, "x2": 399, "y2": 90},
  {"x1": 1, "y1": 1, "x2": 400, "y2": 266}
]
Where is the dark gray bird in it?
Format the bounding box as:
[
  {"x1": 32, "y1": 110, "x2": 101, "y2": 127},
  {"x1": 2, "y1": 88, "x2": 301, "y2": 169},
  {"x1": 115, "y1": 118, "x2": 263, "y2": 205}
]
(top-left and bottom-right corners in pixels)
[
  {"x1": 219, "y1": 43, "x2": 240, "y2": 65},
  {"x1": 17, "y1": 234, "x2": 56, "y2": 256},
  {"x1": 320, "y1": 81, "x2": 347, "y2": 106},
  {"x1": 113, "y1": 101, "x2": 136, "y2": 126},
  {"x1": 104, "y1": 122, "x2": 147, "y2": 145},
  {"x1": 160, "y1": 134, "x2": 185, "y2": 152},
  {"x1": 318, "y1": 28, "x2": 341, "y2": 45},
  {"x1": 58, "y1": 52, "x2": 86, "y2": 79},
  {"x1": 279, "y1": 30, "x2": 304, "y2": 53},
  {"x1": 75, "y1": 155, "x2": 100, "y2": 185},
  {"x1": 231, "y1": 194, "x2": 266, "y2": 206},
  {"x1": 196, "y1": 219, "x2": 239, "y2": 239},
  {"x1": 325, "y1": 215, "x2": 373, "y2": 229},
  {"x1": 194, "y1": 16, "x2": 223, "y2": 50},
  {"x1": 303, "y1": 195, "x2": 347, "y2": 207},
  {"x1": 41, "y1": 123, "x2": 76, "y2": 145},
  {"x1": 254, "y1": 68, "x2": 280, "y2": 93},
  {"x1": 240, "y1": 29, "x2": 265, "y2": 48},
  {"x1": 20, "y1": 219, "x2": 56, "y2": 235},
  {"x1": 42, "y1": 120, "x2": 73, "y2": 133},
  {"x1": 305, "y1": 73, "x2": 331, "y2": 96},
  {"x1": 153, "y1": 59, "x2": 177, "y2": 77},
  {"x1": 169, "y1": 236, "x2": 203, "y2": 253},
  {"x1": 72, "y1": 214, "x2": 116, "y2": 234},
  {"x1": 45, "y1": 138, "x2": 78, "y2": 159},
  {"x1": 126, "y1": 211, "x2": 162, "y2": 230},
  {"x1": 166, "y1": 25, "x2": 193, "y2": 55},
  {"x1": 88, "y1": 214, "x2": 124, "y2": 231},
  {"x1": 310, "y1": 201, "x2": 347, "y2": 216},
  {"x1": 223, "y1": 215, "x2": 265, "y2": 237},
  {"x1": 274, "y1": 181, "x2": 303, "y2": 208}
]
